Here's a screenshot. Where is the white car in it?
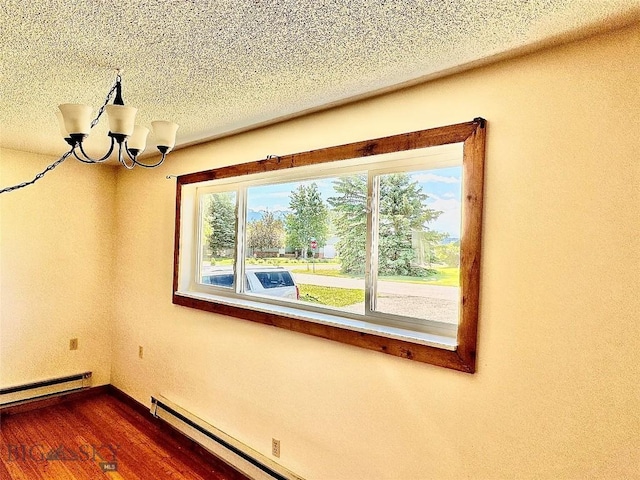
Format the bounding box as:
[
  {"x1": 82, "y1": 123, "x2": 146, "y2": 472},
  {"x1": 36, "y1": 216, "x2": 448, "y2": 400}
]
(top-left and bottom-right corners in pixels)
[{"x1": 201, "y1": 267, "x2": 299, "y2": 300}]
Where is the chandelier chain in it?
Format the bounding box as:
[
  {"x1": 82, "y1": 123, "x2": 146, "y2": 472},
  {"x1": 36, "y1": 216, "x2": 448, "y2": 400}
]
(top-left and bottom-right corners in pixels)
[
  {"x1": 0, "y1": 75, "x2": 121, "y2": 194},
  {"x1": 0, "y1": 149, "x2": 74, "y2": 194},
  {"x1": 90, "y1": 74, "x2": 120, "y2": 129}
]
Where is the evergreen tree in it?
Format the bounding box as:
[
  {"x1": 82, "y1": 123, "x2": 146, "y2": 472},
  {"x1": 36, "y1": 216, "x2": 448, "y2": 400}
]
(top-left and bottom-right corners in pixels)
[
  {"x1": 328, "y1": 173, "x2": 442, "y2": 276},
  {"x1": 377, "y1": 173, "x2": 441, "y2": 276},
  {"x1": 327, "y1": 175, "x2": 368, "y2": 274},
  {"x1": 207, "y1": 192, "x2": 236, "y2": 257}
]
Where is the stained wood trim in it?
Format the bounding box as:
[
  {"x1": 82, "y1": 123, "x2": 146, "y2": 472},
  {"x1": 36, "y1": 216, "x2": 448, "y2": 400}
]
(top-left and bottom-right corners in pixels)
[
  {"x1": 174, "y1": 293, "x2": 473, "y2": 371},
  {"x1": 104, "y1": 384, "x2": 150, "y2": 417},
  {"x1": 172, "y1": 119, "x2": 486, "y2": 373},
  {"x1": 457, "y1": 120, "x2": 486, "y2": 372},
  {"x1": 172, "y1": 179, "x2": 183, "y2": 294},
  {"x1": 177, "y1": 120, "x2": 479, "y2": 186}
]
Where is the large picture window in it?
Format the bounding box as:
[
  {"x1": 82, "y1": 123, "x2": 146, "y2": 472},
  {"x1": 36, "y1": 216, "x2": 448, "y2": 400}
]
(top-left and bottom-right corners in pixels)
[{"x1": 173, "y1": 119, "x2": 486, "y2": 372}]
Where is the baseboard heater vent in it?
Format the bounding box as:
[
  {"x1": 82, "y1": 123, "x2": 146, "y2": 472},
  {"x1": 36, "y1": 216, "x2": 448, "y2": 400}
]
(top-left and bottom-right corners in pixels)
[
  {"x1": 0, "y1": 372, "x2": 92, "y2": 407},
  {"x1": 151, "y1": 395, "x2": 303, "y2": 480}
]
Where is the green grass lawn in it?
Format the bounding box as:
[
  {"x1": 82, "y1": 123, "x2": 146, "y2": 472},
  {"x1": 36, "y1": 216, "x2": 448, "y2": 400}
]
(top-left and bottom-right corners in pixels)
[
  {"x1": 293, "y1": 266, "x2": 460, "y2": 286},
  {"x1": 298, "y1": 284, "x2": 365, "y2": 307},
  {"x1": 381, "y1": 267, "x2": 460, "y2": 287},
  {"x1": 290, "y1": 268, "x2": 351, "y2": 277}
]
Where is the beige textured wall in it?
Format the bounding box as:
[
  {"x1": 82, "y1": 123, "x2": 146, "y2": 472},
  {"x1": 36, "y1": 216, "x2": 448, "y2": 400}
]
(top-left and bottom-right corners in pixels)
[
  {"x1": 109, "y1": 22, "x2": 640, "y2": 479},
  {"x1": 0, "y1": 149, "x2": 116, "y2": 388}
]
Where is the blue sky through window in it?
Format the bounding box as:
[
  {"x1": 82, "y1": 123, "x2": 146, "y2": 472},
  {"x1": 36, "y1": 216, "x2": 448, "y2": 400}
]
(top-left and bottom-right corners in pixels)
[{"x1": 247, "y1": 166, "x2": 462, "y2": 237}]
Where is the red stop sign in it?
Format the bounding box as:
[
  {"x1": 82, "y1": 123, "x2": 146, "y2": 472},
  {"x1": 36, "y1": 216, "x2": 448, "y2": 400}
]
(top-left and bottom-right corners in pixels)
[{"x1": 310, "y1": 240, "x2": 318, "y2": 249}]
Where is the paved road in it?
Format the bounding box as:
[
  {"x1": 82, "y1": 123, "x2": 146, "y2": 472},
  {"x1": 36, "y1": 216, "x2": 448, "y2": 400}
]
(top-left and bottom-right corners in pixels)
[
  {"x1": 291, "y1": 272, "x2": 459, "y2": 300},
  {"x1": 291, "y1": 271, "x2": 459, "y2": 324}
]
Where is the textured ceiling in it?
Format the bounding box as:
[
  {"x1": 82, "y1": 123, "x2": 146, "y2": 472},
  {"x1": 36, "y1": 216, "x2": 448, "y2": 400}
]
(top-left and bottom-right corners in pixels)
[{"x1": 1, "y1": 1, "x2": 639, "y2": 159}]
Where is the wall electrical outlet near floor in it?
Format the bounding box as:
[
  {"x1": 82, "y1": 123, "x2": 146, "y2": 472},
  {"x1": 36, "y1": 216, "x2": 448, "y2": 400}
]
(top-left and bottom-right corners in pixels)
[
  {"x1": 138, "y1": 346, "x2": 144, "y2": 359},
  {"x1": 272, "y1": 438, "x2": 280, "y2": 458},
  {"x1": 69, "y1": 338, "x2": 78, "y2": 350}
]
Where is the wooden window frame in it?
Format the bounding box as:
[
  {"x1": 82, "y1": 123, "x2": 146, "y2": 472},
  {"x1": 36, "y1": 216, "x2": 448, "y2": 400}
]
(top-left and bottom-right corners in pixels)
[{"x1": 173, "y1": 118, "x2": 486, "y2": 373}]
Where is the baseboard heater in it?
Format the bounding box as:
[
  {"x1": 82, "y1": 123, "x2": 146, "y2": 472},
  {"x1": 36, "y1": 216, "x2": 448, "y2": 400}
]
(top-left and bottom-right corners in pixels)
[
  {"x1": 151, "y1": 395, "x2": 303, "y2": 480},
  {"x1": 0, "y1": 372, "x2": 92, "y2": 407}
]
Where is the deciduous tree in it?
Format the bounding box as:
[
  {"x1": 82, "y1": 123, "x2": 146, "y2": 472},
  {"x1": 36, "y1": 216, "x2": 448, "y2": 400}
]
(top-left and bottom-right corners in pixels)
[
  {"x1": 285, "y1": 183, "x2": 329, "y2": 257},
  {"x1": 247, "y1": 211, "x2": 285, "y2": 252}
]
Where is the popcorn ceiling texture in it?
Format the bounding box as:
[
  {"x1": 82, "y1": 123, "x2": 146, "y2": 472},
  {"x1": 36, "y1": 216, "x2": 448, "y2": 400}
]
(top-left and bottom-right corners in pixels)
[{"x1": 0, "y1": 0, "x2": 638, "y2": 158}]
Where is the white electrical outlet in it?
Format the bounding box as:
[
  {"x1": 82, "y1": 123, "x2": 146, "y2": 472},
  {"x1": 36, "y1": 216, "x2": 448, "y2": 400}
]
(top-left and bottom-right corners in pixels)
[{"x1": 272, "y1": 438, "x2": 280, "y2": 458}]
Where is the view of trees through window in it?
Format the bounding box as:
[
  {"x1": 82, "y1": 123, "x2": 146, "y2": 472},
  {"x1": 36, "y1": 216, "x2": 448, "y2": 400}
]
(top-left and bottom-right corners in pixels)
[{"x1": 199, "y1": 165, "x2": 461, "y2": 325}]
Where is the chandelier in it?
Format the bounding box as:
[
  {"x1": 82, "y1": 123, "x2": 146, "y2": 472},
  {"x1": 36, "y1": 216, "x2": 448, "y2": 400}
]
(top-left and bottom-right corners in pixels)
[{"x1": 1, "y1": 71, "x2": 178, "y2": 194}]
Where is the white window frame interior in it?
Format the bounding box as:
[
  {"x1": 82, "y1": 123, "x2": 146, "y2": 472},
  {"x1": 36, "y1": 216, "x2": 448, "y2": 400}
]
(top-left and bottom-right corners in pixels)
[{"x1": 184, "y1": 145, "x2": 462, "y2": 345}]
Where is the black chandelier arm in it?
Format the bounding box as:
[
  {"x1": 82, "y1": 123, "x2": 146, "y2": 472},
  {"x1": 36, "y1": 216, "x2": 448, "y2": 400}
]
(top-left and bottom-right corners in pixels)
[
  {"x1": 131, "y1": 152, "x2": 167, "y2": 169},
  {"x1": 122, "y1": 139, "x2": 167, "y2": 168},
  {"x1": 76, "y1": 136, "x2": 116, "y2": 163},
  {"x1": 123, "y1": 141, "x2": 140, "y2": 163},
  {"x1": 0, "y1": 148, "x2": 74, "y2": 194},
  {"x1": 118, "y1": 142, "x2": 136, "y2": 170},
  {"x1": 72, "y1": 148, "x2": 109, "y2": 164}
]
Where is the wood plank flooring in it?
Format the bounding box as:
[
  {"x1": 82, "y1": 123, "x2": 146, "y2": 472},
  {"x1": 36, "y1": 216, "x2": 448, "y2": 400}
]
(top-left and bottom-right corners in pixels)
[{"x1": 0, "y1": 392, "x2": 247, "y2": 479}]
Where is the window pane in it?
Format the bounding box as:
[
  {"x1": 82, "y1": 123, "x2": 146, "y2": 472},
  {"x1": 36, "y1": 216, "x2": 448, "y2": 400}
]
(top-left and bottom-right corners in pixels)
[
  {"x1": 373, "y1": 167, "x2": 461, "y2": 325},
  {"x1": 200, "y1": 190, "x2": 237, "y2": 288},
  {"x1": 245, "y1": 177, "x2": 366, "y2": 313}
]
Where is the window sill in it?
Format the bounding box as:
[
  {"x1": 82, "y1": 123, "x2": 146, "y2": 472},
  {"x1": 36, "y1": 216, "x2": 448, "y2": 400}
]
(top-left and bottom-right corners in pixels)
[
  {"x1": 176, "y1": 289, "x2": 457, "y2": 351},
  {"x1": 173, "y1": 290, "x2": 475, "y2": 372}
]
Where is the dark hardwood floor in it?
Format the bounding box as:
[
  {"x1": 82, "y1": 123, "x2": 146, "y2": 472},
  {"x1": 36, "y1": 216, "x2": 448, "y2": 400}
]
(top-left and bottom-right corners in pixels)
[{"x1": 0, "y1": 391, "x2": 247, "y2": 479}]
